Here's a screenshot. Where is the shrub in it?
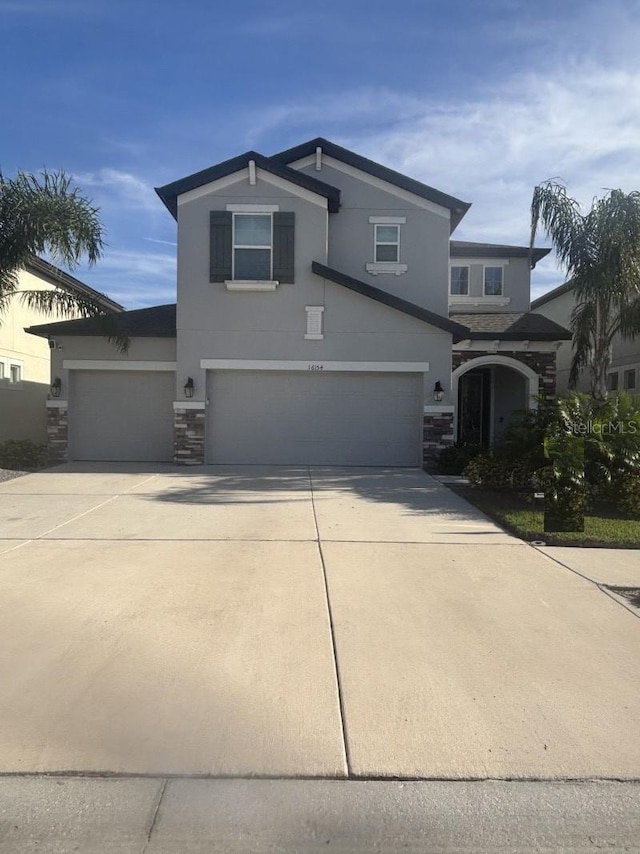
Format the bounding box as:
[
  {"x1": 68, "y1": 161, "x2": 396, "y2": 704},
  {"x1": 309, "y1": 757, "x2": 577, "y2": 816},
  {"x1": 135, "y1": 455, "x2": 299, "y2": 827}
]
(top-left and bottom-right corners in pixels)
[
  {"x1": 0, "y1": 440, "x2": 48, "y2": 470},
  {"x1": 464, "y1": 454, "x2": 514, "y2": 489},
  {"x1": 437, "y1": 442, "x2": 481, "y2": 475}
]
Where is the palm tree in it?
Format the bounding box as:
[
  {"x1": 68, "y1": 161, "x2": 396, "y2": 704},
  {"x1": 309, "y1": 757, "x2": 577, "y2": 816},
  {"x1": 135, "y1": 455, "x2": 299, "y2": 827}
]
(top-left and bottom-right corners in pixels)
[
  {"x1": 530, "y1": 181, "x2": 640, "y2": 400},
  {"x1": 0, "y1": 169, "x2": 125, "y2": 348}
]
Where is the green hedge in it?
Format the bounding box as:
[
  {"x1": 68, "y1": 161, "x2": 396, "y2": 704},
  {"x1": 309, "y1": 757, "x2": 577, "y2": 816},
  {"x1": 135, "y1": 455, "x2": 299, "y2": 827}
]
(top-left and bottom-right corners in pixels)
[{"x1": 0, "y1": 440, "x2": 48, "y2": 470}]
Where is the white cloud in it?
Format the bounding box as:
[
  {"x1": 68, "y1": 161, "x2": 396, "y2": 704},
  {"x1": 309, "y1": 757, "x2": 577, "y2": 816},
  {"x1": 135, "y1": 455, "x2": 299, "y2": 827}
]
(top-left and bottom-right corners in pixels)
[{"x1": 75, "y1": 169, "x2": 159, "y2": 213}]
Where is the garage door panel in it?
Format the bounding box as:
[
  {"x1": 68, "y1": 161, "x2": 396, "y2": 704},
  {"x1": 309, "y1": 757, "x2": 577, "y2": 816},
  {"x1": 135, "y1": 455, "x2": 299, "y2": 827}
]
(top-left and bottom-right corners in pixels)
[
  {"x1": 207, "y1": 371, "x2": 422, "y2": 466},
  {"x1": 70, "y1": 371, "x2": 174, "y2": 462}
]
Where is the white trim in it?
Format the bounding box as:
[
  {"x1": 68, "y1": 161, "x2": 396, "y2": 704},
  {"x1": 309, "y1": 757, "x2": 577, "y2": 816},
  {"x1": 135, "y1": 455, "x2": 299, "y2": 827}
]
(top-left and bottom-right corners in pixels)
[
  {"x1": 449, "y1": 295, "x2": 511, "y2": 306},
  {"x1": 315, "y1": 146, "x2": 322, "y2": 171},
  {"x1": 225, "y1": 280, "x2": 278, "y2": 291},
  {"x1": 365, "y1": 262, "x2": 408, "y2": 276},
  {"x1": 201, "y1": 359, "x2": 429, "y2": 373},
  {"x1": 63, "y1": 360, "x2": 177, "y2": 371},
  {"x1": 449, "y1": 264, "x2": 470, "y2": 296},
  {"x1": 304, "y1": 305, "x2": 325, "y2": 340},
  {"x1": 451, "y1": 257, "x2": 510, "y2": 266},
  {"x1": 452, "y1": 355, "x2": 539, "y2": 442},
  {"x1": 452, "y1": 340, "x2": 560, "y2": 352},
  {"x1": 46, "y1": 399, "x2": 68, "y2": 408},
  {"x1": 226, "y1": 203, "x2": 279, "y2": 212},
  {"x1": 248, "y1": 159, "x2": 256, "y2": 185},
  {"x1": 373, "y1": 222, "x2": 400, "y2": 264},
  {"x1": 423, "y1": 405, "x2": 455, "y2": 414},
  {"x1": 290, "y1": 154, "x2": 451, "y2": 218},
  {"x1": 177, "y1": 168, "x2": 328, "y2": 209},
  {"x1": 483, "y1": 264, "x2": 505, "y2": 297},
  {"x1": 173, "y1": 401, "x2": 206, "y2": 410},
  {"x1": 368, "y1": 215, "x2": 406, "y2": 224}
]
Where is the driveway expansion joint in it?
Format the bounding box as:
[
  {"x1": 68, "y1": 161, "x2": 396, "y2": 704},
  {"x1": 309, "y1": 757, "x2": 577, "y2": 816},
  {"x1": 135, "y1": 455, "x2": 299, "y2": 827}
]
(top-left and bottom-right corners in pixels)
[{"x1": 142, "y1": 777, "x2": 167, "y2": 854}]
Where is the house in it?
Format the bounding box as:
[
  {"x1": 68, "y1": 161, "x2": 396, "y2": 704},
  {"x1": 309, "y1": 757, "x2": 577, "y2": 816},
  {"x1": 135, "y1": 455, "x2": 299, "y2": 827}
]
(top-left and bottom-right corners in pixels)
[
  {"x1": 532, "y1": 281, "x2": 640, "y2": 395},
  {"x1": 0, "y1": 257, "x2": 122, "y2": 444},
  {"x1": 27, "y1": 138, "x2": 570, "y2": 467}
]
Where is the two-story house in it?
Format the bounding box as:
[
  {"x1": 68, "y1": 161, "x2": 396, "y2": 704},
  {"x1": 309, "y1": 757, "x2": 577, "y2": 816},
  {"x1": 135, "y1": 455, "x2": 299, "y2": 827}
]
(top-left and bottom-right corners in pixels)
[
  {"x1": 27, "y1": 138, "x2": 570, "y2": 467},
  {"x1": 1, "y1": 257, "x2": 122, "y2": 444}
]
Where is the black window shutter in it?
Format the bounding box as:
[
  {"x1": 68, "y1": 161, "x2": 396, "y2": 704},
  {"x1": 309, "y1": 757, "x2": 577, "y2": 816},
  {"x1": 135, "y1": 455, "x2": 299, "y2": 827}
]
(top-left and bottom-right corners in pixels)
[
  {"x1": 210, "y1": 211, "x2": 232, "y2": 282},
  {"x1": 273, "y1": 212, "x2": 295, "y2": 283}
]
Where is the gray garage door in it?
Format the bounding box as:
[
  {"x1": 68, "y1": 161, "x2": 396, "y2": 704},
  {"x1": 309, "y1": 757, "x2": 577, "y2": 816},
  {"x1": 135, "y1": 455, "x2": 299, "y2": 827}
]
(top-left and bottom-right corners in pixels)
[
  {"x1": 69, "y1": 370, "x2": 174, "y2": 462},
  {"x1": 207, "y1": 370, "x2": 422, "y2": 466}
]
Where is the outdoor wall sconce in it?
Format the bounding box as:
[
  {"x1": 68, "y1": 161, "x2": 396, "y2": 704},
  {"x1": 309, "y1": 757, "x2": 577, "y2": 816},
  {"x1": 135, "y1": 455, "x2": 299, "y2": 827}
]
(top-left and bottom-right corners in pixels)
[
  {"x1": 50, "y1": 377, "x2": 62, "y2": 398},
  {"x1": 184, "y1": 377, "x2": 195, "y2": 399},
  {"x1": 433, "y1": 381, "x2": 445, "y2": 402}
]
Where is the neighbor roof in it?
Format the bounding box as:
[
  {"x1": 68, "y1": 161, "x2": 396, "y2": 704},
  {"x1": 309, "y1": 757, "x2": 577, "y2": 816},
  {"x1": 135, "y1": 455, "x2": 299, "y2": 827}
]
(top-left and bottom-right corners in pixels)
[
  {"x1": 274, "y1": 137, "x2": 471, "y2": 231},
  {"x1": 450, "y1": 241, "x2": 551, "y2": 269},
  {"x1": 312, "y1": 262, "x2": 469, "y2": 342},
  {"x1": 26, "y1": 303, "x2": 176, "y2": 338},
  {"x1": 530, "y1": 280, "x2": 574, "y2": 309},
  {"x1": 450, "y1": 312, "x2": 571, "y2": 340},
  {"x1": 25, "y1": 256, "x2": 123, "y2": 313},
  {"x1": 155, "y1": 151, "x2": 342, "y2": 218}
]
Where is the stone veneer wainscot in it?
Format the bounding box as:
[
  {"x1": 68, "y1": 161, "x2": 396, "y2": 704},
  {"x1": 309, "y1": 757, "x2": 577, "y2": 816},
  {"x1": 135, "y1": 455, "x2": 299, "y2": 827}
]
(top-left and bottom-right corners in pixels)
[{"x1": 173, "y1": 406, "x2": 205, "y2": 465}]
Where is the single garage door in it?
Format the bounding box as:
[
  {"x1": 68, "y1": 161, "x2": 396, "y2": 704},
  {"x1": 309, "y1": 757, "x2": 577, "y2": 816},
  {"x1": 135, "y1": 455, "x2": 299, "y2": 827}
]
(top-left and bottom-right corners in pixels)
[
  {"x1": 69, "y1": 370, "x2": 174, "y2": 462},
  {"x1": 207, "y1": 370, "x2": 422, "y2": 466}
]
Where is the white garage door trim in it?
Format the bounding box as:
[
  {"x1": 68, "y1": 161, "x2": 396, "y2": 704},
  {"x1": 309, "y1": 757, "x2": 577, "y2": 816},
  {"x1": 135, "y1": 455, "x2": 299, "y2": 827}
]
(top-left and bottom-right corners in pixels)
[
  {"x1": 63, "y1": 360, "x2": 176, "y2": 371},
  {"x1": 201, "y1": 359, "x2": 429, "y2": 372}
]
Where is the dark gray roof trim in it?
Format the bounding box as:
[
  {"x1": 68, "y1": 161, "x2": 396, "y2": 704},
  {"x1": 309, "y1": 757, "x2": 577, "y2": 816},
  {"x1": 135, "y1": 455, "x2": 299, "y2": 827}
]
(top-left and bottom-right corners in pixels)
[
  {"x1": 155, "y1": 151, "x2": 341, "y2": 218},
  {"x1": 311, "y1": 262, "x2": 468, "y2": 341},
  {"x1": 25, "y1": 256, "x2": 123, "y2": 312},
  {"x1": 27, "y1": 303, "x2": 176, "y2": 339},
  {"x1": 450, "y1": 241, "x2": 550, "y2": 269},
  {"x1": 450, "y1": 311, "x2": 571, "y2": 340},
  {"x1": 273, "y1": 137, "x2": 471, "y2": 231},
  {"x1": 530, "y1": 279, "x2": 574, "y2": 309}
]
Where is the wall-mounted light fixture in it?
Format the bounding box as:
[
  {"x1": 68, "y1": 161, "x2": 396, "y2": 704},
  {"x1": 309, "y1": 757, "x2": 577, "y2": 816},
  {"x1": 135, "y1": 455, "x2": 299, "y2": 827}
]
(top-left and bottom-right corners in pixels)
[
  {"x1": 50, "y1": 377, "x2": 62, "y2": 398},
  {"x1": 433, "y1": 381, "x2": 445, "y2": 402},
  {"x1": 184, "y1": 377, "x2": 195, "y2": 399}
]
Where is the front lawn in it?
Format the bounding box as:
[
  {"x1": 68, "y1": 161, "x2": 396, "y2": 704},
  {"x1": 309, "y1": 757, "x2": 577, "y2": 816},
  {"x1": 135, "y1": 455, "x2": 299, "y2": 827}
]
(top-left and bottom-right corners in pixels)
[{"x1": 452, "y1": 485, "x2": 640, "y2": 548}]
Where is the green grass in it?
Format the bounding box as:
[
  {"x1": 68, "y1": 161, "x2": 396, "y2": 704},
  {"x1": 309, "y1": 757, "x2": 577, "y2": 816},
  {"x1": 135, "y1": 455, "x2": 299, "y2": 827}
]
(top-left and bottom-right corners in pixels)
[{"x1": 452, "y1": 485, "x2": 640, "y2": 548}]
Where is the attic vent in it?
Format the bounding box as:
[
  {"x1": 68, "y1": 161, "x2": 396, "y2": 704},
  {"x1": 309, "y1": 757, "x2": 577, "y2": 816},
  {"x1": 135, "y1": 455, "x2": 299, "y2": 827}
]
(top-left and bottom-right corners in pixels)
[{"x1": 305, "y1": 305, "x2": 324, "y2": 340}]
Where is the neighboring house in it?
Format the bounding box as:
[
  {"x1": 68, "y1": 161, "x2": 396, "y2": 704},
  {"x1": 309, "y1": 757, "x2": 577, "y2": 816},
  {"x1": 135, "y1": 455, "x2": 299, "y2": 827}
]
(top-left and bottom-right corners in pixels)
[
  {"x1": 27, "y1": 138, "x2": 570, "y2": 468},
  {"x1": 0, "y1": 257, "x2": 122, "y2": 444},
  {"x1": 532, "y1": 281, "x2": 640, "y2": 395}
]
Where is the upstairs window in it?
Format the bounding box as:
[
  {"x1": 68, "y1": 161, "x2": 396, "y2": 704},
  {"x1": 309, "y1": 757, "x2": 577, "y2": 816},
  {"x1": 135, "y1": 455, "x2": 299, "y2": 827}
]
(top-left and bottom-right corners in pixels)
[
  {"x1": 374, "y1": 224, "x2": 400, "y2": 262},
  {"x1": 607, "y1": 372, "x2": 619, "y2": 392},
  {"x1": 233, "y1": 213, "x2": 272, "y2": 280},
  {"x1": 624, "y1": 368, "x2": 637, "y2": 390},
  {"x1": 9, "y1": 364, "x2": 21, "y2": 383},
  {"x1": 484, "y1": 266, "x2": 504, "y2": 296},
  {"x1": 450, "y1": 266, "x2": 469, "y2": 295}
]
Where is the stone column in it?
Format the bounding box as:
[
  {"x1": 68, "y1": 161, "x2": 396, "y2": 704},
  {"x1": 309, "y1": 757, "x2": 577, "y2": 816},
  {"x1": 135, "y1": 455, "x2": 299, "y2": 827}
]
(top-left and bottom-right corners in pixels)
[
  {"x1": 173, "y1": 404, "x2": 206, "y2": 465},
  {"x1": 46, "y1": 400, "x2": 68, "y2": 464},
  {"x1": 422, "y1": 406, "x2": 455, "y2": 472}
]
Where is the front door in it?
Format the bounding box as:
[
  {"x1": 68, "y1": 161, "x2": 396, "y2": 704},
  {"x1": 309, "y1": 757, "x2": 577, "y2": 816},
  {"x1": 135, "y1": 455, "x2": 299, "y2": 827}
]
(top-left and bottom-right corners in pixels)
[{"x1": 458, "y1": 369, "x2": 491, "y2": 447}]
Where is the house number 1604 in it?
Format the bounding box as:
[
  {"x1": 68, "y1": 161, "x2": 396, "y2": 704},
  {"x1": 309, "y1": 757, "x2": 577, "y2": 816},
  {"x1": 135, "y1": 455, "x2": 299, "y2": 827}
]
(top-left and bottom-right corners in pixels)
[{"x1": 308, "y1": 364, "x2": 324, "y2": 371}]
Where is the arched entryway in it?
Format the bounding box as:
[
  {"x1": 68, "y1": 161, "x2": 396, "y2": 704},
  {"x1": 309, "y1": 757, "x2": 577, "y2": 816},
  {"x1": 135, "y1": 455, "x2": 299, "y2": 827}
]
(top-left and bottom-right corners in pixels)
[{"x1": 452, "y1": 355, "x2": 539, "y2": 446}]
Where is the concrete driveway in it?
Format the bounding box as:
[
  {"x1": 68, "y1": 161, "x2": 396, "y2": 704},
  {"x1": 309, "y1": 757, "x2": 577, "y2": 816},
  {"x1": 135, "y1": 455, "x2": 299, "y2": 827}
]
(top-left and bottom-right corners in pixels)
[{"x1": 0, "y1": 464, "x2": 639, "y2": 779}]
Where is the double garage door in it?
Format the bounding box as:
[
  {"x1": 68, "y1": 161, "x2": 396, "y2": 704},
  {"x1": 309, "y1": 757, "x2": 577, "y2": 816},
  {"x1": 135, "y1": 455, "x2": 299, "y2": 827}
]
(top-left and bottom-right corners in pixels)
[
  {"x1": 67, "y1": 369, "x2": 423, "y2": 466},
  {"x1": 206, "y1": 370, "x2": 423, "y2": 466}
]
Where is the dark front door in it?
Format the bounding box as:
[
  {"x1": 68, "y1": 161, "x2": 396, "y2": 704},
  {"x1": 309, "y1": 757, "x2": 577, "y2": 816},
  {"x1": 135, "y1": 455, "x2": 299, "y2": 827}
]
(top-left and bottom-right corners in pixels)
[{"x1": 458, "y1": 369, "x2": 491, "y2": 447}]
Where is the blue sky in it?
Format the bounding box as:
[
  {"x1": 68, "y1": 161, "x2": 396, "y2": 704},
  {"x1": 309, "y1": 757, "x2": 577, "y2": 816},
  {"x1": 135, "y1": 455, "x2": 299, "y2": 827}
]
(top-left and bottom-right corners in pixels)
[{"x1": 3, "y1": 0, "x2": 639, "y2": 309}]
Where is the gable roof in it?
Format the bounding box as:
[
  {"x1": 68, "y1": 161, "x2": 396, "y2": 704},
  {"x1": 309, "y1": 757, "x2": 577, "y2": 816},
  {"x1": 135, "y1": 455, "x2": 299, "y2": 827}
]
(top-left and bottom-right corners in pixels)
[
  {"x1": 273, "y1": 137, "x2": 471, "y2": 231},
  {"x1": 155, "y1": 151, "x2": 341, "y2": 218},
  {"x1": 530, "y1": 279, "x2": 574, "y2": 309},
  {"x1": 450, "y1": 311, "x2": 571, "y2": 340},
  {"x1": 26, "y1": 303, "x2": 176, "y2": 339},
  {"x1": 450, "y1": 241, "x2": 551, "y2": 269},
  {"x1": 311, "y1": 262, "x2": 468, "y2": 341},
  {"x1": 25, "y1": 256, "x2": 123, "y2": 312}
]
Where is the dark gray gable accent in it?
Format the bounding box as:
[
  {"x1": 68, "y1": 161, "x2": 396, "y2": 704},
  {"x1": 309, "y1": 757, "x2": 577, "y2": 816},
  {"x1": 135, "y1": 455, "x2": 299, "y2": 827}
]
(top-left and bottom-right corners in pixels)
[
  {"x1": 156, "y1": 151, "x2": 341, "y2": 219},
  {"x1": 311, "y1": 262, "x2": 468, "y2": 342},
  {"x1": 26, "y1": 304, "x2": 177, "y2": 339},
  {"x1": 450, "y1": 240, "x2": 551, "y2": 270},
  {"x1": 273, "y1": 212, "x2": 295, "y2": 284},
  {"x1": 210, "y1": 210, "x2": 233, "y2": 283},
  {"x1": 272, "y1": 137, "x2": 471, "y2": 231}
]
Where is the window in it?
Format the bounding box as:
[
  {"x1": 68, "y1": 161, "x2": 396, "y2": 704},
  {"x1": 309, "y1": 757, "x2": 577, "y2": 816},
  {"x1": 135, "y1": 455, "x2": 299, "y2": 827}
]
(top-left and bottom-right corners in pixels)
[
  {"x1": 623, "y1": 369, "x2": 637, "y2": 390},
  {"x1": 374, "y1": 224, "x2": 400, "y2": 263},
  {"x1": 607, "y1": 372, "x2": 619, "y2": 392},
  {"x1": 233, "y1": 213, "x2": 272, "y2": 280},
  {"x1": 0, "y1": 362, "x2": 4, "y2": 380},
  {"x1": 484, "y1": 266, "x2": 503, "y2": 296},
  {"x1": 9, "y1": 364, "x2": 21, "y2": 384},
  {"x1": 450, "y1": 266, "x2": 469, "y2": 295}
]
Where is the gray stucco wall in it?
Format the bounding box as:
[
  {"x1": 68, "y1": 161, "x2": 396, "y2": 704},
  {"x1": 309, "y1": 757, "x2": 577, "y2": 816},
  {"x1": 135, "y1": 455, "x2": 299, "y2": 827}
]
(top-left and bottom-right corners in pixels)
[
  {"x1": 295, "y1": 160, "x2": 451, "y2": 316},
  {"x1": 175, "y1": 170, "x2": 453, "y2": 404}
]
